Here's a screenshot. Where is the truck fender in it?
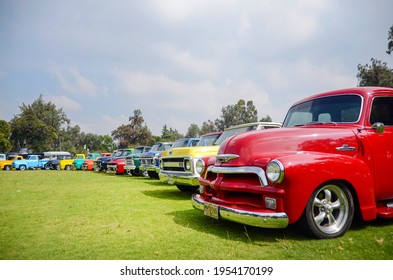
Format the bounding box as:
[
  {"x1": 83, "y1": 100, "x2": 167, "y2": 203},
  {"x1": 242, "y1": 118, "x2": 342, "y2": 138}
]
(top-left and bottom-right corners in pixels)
[{"x1": 272, "y1": 153, "x2": 376, "y2": 223}]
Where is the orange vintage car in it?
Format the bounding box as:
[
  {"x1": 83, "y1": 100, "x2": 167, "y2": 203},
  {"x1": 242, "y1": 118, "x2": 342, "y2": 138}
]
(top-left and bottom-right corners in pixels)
[{"x1": 82, "y1": 152, "x2": 111, "y2": 171}]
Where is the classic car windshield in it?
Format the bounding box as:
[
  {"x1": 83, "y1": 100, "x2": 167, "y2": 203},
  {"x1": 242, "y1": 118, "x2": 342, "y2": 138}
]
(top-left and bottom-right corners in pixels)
[
  {"x1": 113, "y1": 151, "x2": 123, "y2": 157},
  {"x1": 134, "y1": 147, "x2": 150, "y2": 154},
  {"x1": 283, "y1": 94, "x2": 362, "y2": 127},
  {"x1": 197, "y1": 133, "x2": 222, "y2": 146},
  {"x1": 172, "y1": 139, "x2": 189, "y2": 148},
  {"x1": 214, "y1": 125, "x2": 259, "y2": 146}
]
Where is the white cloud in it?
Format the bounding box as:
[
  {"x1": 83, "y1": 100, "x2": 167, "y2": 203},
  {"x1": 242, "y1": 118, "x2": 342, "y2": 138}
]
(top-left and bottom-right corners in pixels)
[
  {"x1": 47, "y1": 63, "x2": 101, "y2": 97},
  {"x1": 47, "y1": 95, "x2": 82, "y2": 112},
  {"x1": 1, "y1": 0, "x2": 392, "y2": 137},
  {"x1": 113, "y1": 70, "x2": 276, "y2": 134}
]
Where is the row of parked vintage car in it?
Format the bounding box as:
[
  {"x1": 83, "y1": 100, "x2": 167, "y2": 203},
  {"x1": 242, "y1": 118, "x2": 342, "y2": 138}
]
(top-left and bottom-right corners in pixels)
[{"x1": 3, "y1": 87, "x2": 393, "y2": 240}]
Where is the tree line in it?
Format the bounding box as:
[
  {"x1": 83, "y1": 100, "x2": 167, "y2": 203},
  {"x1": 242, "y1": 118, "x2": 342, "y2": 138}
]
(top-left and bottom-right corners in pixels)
[
  {"x1": 1, "y1": 25, "x2": 392, "y2": 154},
  {"x1": 0, "y1": 96, "x2": 271, "y2": 154}
]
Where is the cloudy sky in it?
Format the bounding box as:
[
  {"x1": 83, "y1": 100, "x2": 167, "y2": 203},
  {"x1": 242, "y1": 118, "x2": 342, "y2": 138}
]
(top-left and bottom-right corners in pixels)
[{"x1": 1, "y1": 0, "x2": 392, "y2": 136}]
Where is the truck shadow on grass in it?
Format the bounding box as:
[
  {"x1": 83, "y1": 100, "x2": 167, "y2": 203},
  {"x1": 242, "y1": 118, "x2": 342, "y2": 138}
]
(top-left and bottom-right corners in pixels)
[
  {"x1": 167, "y1": 208, "x2": 307, "y2": 243},
  {"x1": 142, "y1": 189, "x2": 194, "y2": 201},
  {"x1": 168, "y1": 209, "x2": 393, "y2": 244}
]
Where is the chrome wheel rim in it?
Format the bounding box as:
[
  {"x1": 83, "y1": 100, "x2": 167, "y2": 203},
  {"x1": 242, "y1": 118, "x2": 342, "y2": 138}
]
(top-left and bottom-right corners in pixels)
[{"x1": 312, "y1": 184, "x2": 349, "y2": 235}]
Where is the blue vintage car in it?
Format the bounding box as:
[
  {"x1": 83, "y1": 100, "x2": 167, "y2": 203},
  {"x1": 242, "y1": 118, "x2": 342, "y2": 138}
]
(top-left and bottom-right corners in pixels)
[{"x1": 139, "y1": 142, "x2": 173, "y2": 179}]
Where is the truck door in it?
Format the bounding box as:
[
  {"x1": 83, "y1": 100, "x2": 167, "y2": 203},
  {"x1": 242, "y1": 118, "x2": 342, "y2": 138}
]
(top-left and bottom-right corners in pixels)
[{"x1": 367, "y1": 96, "x2": 393, "y2": 200}]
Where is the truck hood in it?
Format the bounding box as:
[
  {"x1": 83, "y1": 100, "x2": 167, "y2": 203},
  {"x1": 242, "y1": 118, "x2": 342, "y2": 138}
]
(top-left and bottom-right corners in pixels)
[
  {"x1": 162, "y1": 146, "x2": 220, "y2": 157},
  {"x1": 218, "y1": 127, "x2": 359, "y2": 166}
]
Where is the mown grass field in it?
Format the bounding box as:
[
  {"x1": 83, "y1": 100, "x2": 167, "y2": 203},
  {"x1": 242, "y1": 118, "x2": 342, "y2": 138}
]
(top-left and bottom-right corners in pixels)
[{"x1": 0, "y1": 170, "x2": 392, "y2": 260}]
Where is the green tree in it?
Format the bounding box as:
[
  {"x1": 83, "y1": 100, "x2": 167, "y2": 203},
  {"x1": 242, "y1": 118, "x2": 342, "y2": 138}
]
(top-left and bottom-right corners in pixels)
[
  {"x1": 357, "y1": 58, "x2": 393, "y2": 87},
  {"x1": 58, "y1": 124, "x2": 81, "y2": 153},
  {"x1": 185, "y1": 123, "x2": 201, "y2": 137},
  {"x1": 161, "y1": 125, "x2": 183, "y2": 141},
  {"x1": 387, "y1": 24, "x2": 393, "y2": 55},
  {"x1": 111, "y1": 124, "x2": 133, "y2": 148},
  {"x1": 111, "y1": 109, "x2": 154, "y2": 147},
  {"x1": 260, "y1": 115, "x2": 272, "y2": 122},
  {"x1": 357, "y1": 25, "x2": 393, "y2": 87},
  {"x1": 98, "y1": 135, "x2": 117, "y2": 152},
  {"x1": 200, "y1": 120, "x2": 218, "y2": 134},
  {"x1": 129, "y1": 109, "x2": 154, "y2": 145},
  {"x1": 0, "y1": 120, "x2": 12, "y2": 152},
  {"x1": 215, "y1": 99, "x2": 258, "y2": 130},
  {"x1": 10, "y1": 95, "x2": 70, "y2": 152}
]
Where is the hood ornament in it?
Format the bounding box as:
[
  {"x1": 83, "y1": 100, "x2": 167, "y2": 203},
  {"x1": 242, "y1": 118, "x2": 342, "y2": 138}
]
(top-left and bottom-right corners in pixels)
[{"x1": 216, "y1": 154, "x2": 240, "y2": 163}]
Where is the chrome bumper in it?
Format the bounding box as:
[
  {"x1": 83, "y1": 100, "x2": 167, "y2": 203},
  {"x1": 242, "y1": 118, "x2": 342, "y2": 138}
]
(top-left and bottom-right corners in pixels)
[
  {"x1": 191, "y1": 193, "x2": 288, "y2": 229},
  {"x1": 140, "y1": 164, "x2": 157, "y2": 172},
  {"x1": 159, "y1": 171, "x2": 200, "y2": 186}
]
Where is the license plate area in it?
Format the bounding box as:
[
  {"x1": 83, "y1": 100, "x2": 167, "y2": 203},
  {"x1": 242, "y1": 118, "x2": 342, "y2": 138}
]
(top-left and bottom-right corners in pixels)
[{"x1": 204, "y1": 203, "x2": 219, "y2": 219}]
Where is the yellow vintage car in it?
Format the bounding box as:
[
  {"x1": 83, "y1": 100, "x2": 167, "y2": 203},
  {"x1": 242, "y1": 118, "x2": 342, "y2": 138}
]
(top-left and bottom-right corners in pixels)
[
  {"x1": 0, "y1": 155, "x2": 23, "y2": 171},
  {"x1": 59, "y1": 154, "x2": 85, "y2": 170},
  {"x1": 158, "y1": 122, "x2": 282, "y2": 192}
]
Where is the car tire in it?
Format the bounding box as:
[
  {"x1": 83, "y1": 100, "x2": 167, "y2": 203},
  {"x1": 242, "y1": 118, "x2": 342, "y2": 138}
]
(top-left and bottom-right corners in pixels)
[
  {"x1": 19, "y1": 165, "x2": 26, "y2": 171},
  {"x1": 65, "y1": 165, "x2": 71, "y2": 171},
  {"x1": 147, "y1": 171, "x2": 159, "y2": 179},
  {"x1": 176, "y1": 185, "x2": 198, "y2": 193},
  {"x1": 4, "y1": 165, "x2": 11, "y2": 171},
  {"x1": 300, "y1": 182, "x2": 354, "y2": 239}
]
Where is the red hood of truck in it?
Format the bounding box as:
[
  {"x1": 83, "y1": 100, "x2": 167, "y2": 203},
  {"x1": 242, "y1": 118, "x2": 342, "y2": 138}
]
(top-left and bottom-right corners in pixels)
[{"x1": 217, "y1": 126, "x2": 359, "y2": 166}]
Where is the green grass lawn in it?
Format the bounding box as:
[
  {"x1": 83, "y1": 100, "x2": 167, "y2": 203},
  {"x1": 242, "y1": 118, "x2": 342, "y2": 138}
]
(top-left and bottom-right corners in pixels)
[{"x1": 0, "y1": 170, "x2": 392, "y2": 260}]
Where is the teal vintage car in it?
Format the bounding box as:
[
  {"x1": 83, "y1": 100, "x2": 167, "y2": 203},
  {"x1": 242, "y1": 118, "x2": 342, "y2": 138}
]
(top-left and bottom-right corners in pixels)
[{"x1": 72, "y1": 153, "x2": 100, "y2": 170}]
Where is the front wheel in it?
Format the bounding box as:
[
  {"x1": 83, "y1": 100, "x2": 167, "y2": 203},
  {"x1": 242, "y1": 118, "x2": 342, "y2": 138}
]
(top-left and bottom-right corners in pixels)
[
  {"x1": 176, "y1": 185, "x2": 198, "y2": 193},
  {"x1": 300, "y1": 182, "x2": 354, "y2": 239},
  {"x1": 19, "y1": 165, "x2": 26, "y2": 171}
]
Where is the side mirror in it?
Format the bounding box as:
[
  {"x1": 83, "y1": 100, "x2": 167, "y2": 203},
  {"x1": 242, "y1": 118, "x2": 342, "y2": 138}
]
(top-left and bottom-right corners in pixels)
[{"x1": 372, "y1": 122, "x2": 385, "y2": 134}]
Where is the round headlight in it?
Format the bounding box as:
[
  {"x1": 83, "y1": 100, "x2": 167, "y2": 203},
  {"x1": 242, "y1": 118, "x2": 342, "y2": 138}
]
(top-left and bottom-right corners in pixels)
[
  {"x1": 195, "y1": 159, "x2": 205, "y2": 174},
  {"x1": 266, "y1": 160, "x2": 284, "y2": 183},
  {"x1": 184, "y1": 159, "x2": 191, "y2": 170}
]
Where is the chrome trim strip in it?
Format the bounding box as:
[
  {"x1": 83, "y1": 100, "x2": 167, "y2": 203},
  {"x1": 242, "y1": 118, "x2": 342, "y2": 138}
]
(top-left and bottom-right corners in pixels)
[
  {"x1": 191, "y1": 194, "x2": 288, "y2": 229},
  {"x1": 336, "y1": 144, "x2": 356, "y2": 151},
  {"x1": 206, "y1": 166, "x2": 268, "y2": 187}
]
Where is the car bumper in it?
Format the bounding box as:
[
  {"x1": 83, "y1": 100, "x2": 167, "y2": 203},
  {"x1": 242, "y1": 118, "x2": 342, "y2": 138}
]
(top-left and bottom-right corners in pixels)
[
  {"x1": 124, "y1": 165, "x2": 136, "y2": 171},
  {"x1": 191, "y1": 193, "x2": 289, "y2": 229},
  {"x1": 106, "y1": 167, "x2": 118, "y2": 174},
  {"x1": 141, "y1": 165, "x2": 158, "y2": 172},
  {"x1": 159, "y1": 171, "x2": 200, "y2": 186}
]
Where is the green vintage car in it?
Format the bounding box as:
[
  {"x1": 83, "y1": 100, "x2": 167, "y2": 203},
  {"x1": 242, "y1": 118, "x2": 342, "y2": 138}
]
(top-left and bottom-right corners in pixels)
[{"x1": 124, "y1": 146, "x2": 152, "y2": 176}]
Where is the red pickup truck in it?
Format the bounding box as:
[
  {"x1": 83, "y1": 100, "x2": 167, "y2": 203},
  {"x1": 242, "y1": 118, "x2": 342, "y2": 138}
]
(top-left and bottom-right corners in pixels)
[{"x1": 193, "y1": 87, "x2": 393, "y2": 239}]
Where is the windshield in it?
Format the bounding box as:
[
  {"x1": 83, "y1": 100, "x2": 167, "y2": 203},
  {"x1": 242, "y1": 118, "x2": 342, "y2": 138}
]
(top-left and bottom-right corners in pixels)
[
  {"x1": 133, "y1": 147, "x2": 145, "y2": 154},
  {"x1": 113, "y1": 151, "x2": 123, "y2": 157},
  {"x1": 214, "y1": 125, "x2": 259, "y2": 146},
  {"x1": 172, "y1": 139, "x2": 189, "y2": 148},
  {"x1": 197, "y1": 133, "x2": 222, "y2": 146},
  {"x1": 122, "y1": 151, "x2": 133, "y2": 157},
  {"x1": 283, "y1": 94, "x2": 362, "y2": 127}
]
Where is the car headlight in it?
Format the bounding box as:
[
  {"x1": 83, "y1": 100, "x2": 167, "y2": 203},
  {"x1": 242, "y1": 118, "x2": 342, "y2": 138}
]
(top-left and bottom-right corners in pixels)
[
  {"x1": 159, "y1": 159, "x2": 163, "y2": 169},
  {"x1": 195, "y1": 159, "x2": 205, "y2": 174},
  {"x1": 184, "y1": 159, "x2": 191, "y2": 171},
  {"x1": 266, "y1": 160, "x2": 284, "y2": 183}
]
